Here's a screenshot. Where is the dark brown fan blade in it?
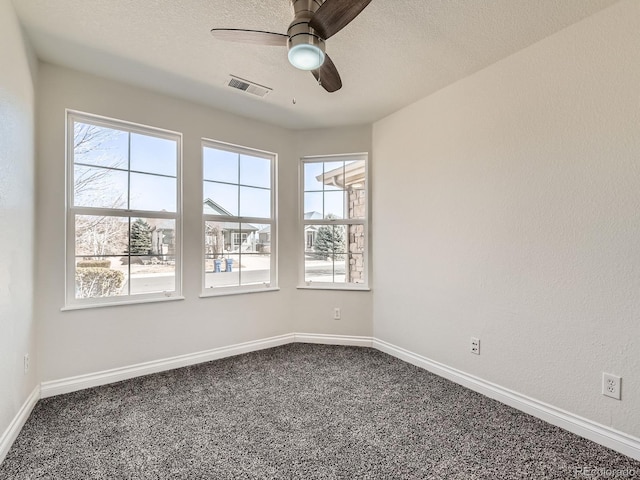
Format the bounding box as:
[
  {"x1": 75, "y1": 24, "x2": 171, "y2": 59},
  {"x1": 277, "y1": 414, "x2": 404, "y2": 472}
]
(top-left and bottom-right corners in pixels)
[
  {"x1": 311, "y1": 53, "x2": 342, "y2": 93},
  {"x1": 210, "y1": 29, "x2": 288, "y2": 46},
  {"x1": 309, "y1": 0, "x2": 372, "y2": 40}
]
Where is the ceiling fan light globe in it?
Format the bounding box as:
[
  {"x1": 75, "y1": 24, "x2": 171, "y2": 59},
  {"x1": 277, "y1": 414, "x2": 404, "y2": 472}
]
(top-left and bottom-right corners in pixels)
[{"x1": 288, "y1": 44, "x2": 325, "y2": 70}]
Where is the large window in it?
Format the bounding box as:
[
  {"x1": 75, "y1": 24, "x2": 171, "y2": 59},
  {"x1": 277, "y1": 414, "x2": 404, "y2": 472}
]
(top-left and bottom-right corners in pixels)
[
  {"x1": 300, "y1": 154, "x2": 368, "y2": 289},
  {"x1": 66, "y1": 111, "x2": 181, "y2": 308},
  {"x1": 202, "y1": 140, "x2": 276, "y2": 295}
]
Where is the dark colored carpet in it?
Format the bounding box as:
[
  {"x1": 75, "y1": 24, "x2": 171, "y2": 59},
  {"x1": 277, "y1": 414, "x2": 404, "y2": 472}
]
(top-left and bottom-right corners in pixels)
[{"x1": 1, "y1": 343, "x2": 639, "y2": 479}]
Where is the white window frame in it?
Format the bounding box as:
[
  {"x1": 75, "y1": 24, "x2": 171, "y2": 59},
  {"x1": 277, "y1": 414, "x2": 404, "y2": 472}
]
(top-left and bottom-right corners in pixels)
[
  {"x1": 298, "y1": 153, "x2": 369, "y2": 291},
  {"x1": 201, "y1": 139, "x2": 277, "y2": 297},
  {"x1": 64, "y1": 110, "x2": 183, "y2": 309}
]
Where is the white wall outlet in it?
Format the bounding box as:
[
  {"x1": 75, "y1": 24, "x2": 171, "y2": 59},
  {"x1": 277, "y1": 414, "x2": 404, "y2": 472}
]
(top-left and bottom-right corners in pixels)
[
  {"x1": 23, "y1": 353, "x2": 30, "y2": 374},
  {"x1": 602, "y1": 373, "x2": 621, "y2": 400},
  {"x1": 470, "y1": 337, "x2": 480, "y2": 355},
  {"x1": 333, "y1": 307, "x2": 341, "y2": 320}
]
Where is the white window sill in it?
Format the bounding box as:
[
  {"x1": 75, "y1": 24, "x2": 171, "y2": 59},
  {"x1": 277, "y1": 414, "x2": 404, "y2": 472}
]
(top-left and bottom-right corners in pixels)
[
  {"x1": 199, "y1": 286, "x2": 280, "y2": 298},
  {"x1": 61, "y1": 295, "x2": 185, "y2": 311},
  {"x1": 297, "y1": 285, "x2": 371, "y2": 292}
]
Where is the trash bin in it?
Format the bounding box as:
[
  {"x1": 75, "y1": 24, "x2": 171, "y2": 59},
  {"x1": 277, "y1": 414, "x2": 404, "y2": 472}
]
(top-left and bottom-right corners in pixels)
[
  {"x1": 226, "y1": 258, "x2": 233, "y2": 272},
  {"x1": 214, "y1": 259, "x2": 222, "y2": 273}
]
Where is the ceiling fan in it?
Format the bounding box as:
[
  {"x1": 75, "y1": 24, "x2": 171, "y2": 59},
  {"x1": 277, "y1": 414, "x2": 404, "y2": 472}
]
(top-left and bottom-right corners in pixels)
[{"x1": 211, "y1": 0, "x2": 373, "y2": 93}]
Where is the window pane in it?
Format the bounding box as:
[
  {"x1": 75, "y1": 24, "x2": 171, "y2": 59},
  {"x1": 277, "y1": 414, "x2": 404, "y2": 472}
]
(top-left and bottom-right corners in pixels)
[
  {"x1": 128, "y1": 255, "x2": 176, "y2": 295},
  {"x1": 331, "y1": 225, "x2": 347, "y2": 253},
  {"x1": 324, "y1": 191, "x2": 345, "y2": 219},
  {"x1": 304, "y1": 192, "x2": 323, "y2": 217},
  {"x1": 204, "y1": 181, "x2": 238, "y2": 216},
  {"x1": 146, "y1": 218, "x2": 176, "y2": 259},
  {"x1": 255, "y1": 224, "x2": 271, "y2": 254},
  {"x1": 130, "y1": 172, "x2": 177, "y2": 212},
  {"x1": 74, "y1": 212, "x2": 127, "y2": 298},
  {"x1": 241, "y1": 253, "x2": 270, "y2": 286},
  {"x1": 203, "y1": 147, "x2": 238, "y2": 183},
  {"x1": 240, "y1": 155, "x2": 270, "y2": 188},
  {"x1": 75, "y1": 215, "x2": 128, "y2": 256},
  {"x1": 331, "y1": 254, "x2": 347, "y2": 283},
  {"x1": 304, "y1": 224, "x2": 347, "y2": 283},
  {"x1": 73, "y1": 122, "x2": 128, "y2": 169},
  {"x1": 75, "y1": 256, "x2": 128, "y2": 299},
  {"x1": 74, "y1": 165, "x2": 127, "y2": 209},
  {"x1": 304, "y1": 162, "x2": 324, "y2": 191},
  {"x1": 311, "y1": 224, "x2": 346, "y2": 257},
  {"x1": 205, "y1": 220, "x2": 226, "y2": 261},
  {"x1": 69, "y1": 113, "x2": 182, "y2": 305},
  {"x1": 205, "y1": 222, "x2": 239, "y2": 288},
  {"x1": 304, "y1": 254, "x2": 346, "y2": 283},
  {"x1": 300, "y1": 155, "x2": 367, "y2": 288},
  {"x1": 240, "y1": 186, "x2": 270, "y2": 218},
  {"x1": 323, "y1": 161, "x2": 344, "y2": 191},
  {"x1": 239, "y1": 223, "x2": 271, "y2": 286},
  {"x1": 127, "y1": 217, "x2": 176, "y2": 295},
  {"x1": 203, "y1": 142, "x2": 275, "y2": 293},
  {"x1": 130, "y1": 133, "x2": 177, "y2": 176}
]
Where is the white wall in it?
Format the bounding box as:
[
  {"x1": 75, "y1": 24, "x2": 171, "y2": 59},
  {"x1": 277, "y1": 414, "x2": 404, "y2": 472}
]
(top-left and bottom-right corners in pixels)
[
  {"x1": 373, "y1": 0, "x2": 640, "y2": 439},
  {"x1": 35, "y1": 64, "x2": 372, "y2": 382},
  {"x1": 0, "y1": 0, "x2": 37, "y2": 444}
]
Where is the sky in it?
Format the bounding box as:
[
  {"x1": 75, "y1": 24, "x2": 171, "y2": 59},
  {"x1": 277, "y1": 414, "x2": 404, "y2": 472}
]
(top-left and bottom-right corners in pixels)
[
  {"x1": 74, "y1": 121, "x2": 178, "y2": 212},
  {"x1": 74, "y1": 121, "x2": 359, "y2": 220}
]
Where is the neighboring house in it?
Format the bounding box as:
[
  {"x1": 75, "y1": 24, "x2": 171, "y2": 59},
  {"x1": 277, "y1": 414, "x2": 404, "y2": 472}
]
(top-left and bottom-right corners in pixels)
[
  {"x1": 256, "y1": 225, "x2": 271, "y2": 253},
  {"x1": 203, "y1": 198, "x2": 259, "y2": 255},
  {"x1": 304, "y1": 211, "x2": 322, "y2": 252},
  {"x1": 147, "y1": 218, "x2": 176, "y2": 259}
]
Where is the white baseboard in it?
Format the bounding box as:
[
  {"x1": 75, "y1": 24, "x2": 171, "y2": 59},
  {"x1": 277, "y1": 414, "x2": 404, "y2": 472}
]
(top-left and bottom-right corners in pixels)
[
  {"x1": 40, "y1": 333, "x2": 295, "y2": 398},
  {"x1": 373, "y1": 337, "x2": 640, "y2": 462},
  {"x1": 40, "y1": 333, "x2": 371, "y2": 399},
  {"x1": 294, "y1": 333, "x2": 373, "y2": 347},
  {"x1": 0, "y1": 385, "x2": 40, "y2": 465}
]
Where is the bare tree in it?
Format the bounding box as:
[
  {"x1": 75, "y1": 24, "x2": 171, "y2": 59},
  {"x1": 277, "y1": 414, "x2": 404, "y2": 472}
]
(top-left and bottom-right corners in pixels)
[
  {"x1": 75, "y1": 215, "x2": 128, "y2": 258},
  {"x1": 73, "y1": 122, "x2": 128, "y2": 259},
  {"x1": 73, "y1": 122, "x2": 126, "y2": 204}
]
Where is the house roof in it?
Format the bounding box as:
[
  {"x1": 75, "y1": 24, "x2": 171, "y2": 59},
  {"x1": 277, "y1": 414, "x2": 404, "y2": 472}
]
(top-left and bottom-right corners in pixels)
[
  {"x1": 304, "y1": 211, "x2": 322, "y2": 220},
  {"x1": 317, "y1": 161, "x2": 365, "y2": 189},
  {"x1": 203, "y1": 198, "x2": 258, "y2": 232},
  {"x1": 203, "y1": 198, "x2": 233, "y2": 216}
]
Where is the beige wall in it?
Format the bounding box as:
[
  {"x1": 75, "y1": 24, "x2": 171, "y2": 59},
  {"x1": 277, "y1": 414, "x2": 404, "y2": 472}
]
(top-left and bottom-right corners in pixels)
[
  {"x1": 35, "y1": 64, "x2": 373, "y2": 382},
  {"x1": 373, "y1": 0, "x2": 640, "y2": 439},
  {"x1": 0, "y1": 0, "x2": 37, "y2": 447}
]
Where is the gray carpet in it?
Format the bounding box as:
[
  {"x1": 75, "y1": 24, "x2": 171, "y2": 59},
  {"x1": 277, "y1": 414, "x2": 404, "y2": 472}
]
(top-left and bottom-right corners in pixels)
[{"x1": 1, "y1": 344, "x2": 639, "y2": 479}]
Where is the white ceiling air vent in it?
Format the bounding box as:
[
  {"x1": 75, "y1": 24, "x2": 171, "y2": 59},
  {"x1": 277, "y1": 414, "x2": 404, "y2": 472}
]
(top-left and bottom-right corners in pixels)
[{"x1": 225, "y1": 75, "x2": 272, "y2": 98}]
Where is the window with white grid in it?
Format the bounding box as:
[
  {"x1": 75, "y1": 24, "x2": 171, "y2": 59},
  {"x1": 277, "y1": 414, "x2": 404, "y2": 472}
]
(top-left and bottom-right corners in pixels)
[
  {"x1": 202, "y1": 140, "x2": 276, "y2": 295},
  {"x1": 66, "y1": 111, "x2": 181, "y2": 308},
  {"x1": 300, "y1": 154, "x2": 368, "y2": 289}
]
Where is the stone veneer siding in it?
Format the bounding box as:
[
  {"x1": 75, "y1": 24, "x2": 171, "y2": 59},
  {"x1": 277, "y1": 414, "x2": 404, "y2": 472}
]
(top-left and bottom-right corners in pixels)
[{"x1": 348, "y1": 187, "x2": 366, "y2": 283}]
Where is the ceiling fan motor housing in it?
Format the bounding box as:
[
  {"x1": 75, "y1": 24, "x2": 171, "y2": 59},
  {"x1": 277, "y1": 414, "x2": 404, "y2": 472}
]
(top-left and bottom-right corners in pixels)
[{"x1": 287, "y1": 0, "x2": 326, "y2": 70}]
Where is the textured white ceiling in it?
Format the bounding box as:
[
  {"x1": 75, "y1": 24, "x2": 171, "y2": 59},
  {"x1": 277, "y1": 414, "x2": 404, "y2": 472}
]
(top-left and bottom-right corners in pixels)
[{"x1": 12, "y1": 0, "x2": 618, "y2": 129}]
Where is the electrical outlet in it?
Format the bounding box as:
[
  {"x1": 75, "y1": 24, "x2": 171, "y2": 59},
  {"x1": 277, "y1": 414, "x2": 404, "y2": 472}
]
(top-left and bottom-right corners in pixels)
[
  {"x1": 470, "y1": 337, "x2": 480, "y2": 355},
  {"x1": 23, "y1": 354, "x2": 30, "y2": 374},
  {"x1": 602, "y1": 373, "x2": 621, "y2": 400},
  {"x1": 333, "y1": 307, "x2": 341, "y2": 320}
]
